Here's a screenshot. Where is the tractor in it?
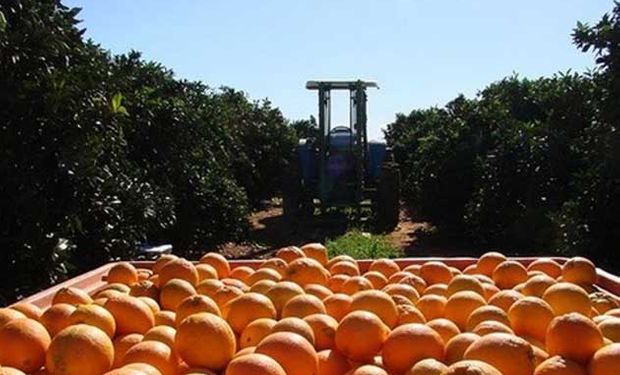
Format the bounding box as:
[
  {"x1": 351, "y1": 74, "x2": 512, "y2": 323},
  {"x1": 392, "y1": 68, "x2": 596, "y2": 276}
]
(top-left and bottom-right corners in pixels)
[{"x1": 283, "y1": 80, "x2": 400, "y2": 230}]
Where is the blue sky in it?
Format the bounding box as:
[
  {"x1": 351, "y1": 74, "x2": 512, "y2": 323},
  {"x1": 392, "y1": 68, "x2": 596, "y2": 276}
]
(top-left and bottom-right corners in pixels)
[{"x1": 64, "y1": 1, "x2": 611, "y2": 140}]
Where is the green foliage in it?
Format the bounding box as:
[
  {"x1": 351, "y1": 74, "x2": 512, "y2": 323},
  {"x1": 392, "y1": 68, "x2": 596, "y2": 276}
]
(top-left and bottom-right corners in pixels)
[{"x1": 326, "y1": 231, "x2": 402, "y2": 259}]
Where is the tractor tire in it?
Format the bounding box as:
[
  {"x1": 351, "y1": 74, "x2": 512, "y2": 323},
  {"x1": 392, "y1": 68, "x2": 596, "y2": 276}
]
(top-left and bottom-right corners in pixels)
[
  {"x1": 282, "y1": 158, "x2": 302, "y2": 219},
  {"x1": 375, "y1": 162, "x2": 400, "y2": 231}
]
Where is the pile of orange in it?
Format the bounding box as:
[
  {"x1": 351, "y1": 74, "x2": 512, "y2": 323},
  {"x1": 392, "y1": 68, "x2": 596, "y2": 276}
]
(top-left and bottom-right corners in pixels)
[{"x1": 0, "y1": 246, "x2": 619, "y2": 375}]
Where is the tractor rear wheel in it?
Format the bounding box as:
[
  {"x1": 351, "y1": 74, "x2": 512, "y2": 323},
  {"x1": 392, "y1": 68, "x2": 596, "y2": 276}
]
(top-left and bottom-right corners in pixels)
[{"x1": 375, "y1": 162, "x2": 400, "y2": 231}]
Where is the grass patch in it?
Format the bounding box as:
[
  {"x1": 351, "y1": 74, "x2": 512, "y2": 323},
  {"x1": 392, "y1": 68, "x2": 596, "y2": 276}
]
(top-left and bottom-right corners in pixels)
[{"x1": 326, "y1": 230, "x2": 403, "y2": 259}]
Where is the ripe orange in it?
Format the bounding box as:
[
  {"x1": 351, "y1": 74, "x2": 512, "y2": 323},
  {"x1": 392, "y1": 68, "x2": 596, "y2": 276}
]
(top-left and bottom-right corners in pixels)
[
  {"x1": 305, "y1": 284, "x2": 333, "y2": 300},
  {"x1": 477, "y1": 252, "x2": 507, "y2": 277},
  {"x1": 159, "y1": 279, "x2": 197, "y2": 311},
  {"x1": 255, "y1": 332, "x2": 319, "y2": 375},
  {"x1": 589, "y1": 343, "x2": 620, "y2": 375},
  {"x1": 10, "y1": 303, "x2": 42, "y2": 320},
  {"x1": 323, "y1": 293, "x2": 353, "y2": 322},
  {"x1": 225, "y1": 353, "x2": 286, "y2": 375},
  {"x1": 159, "y1": 258, "x2": 199, "y2": 286},
  {"x1": 52, "y1": 287, "x2": 93, "y2": 305},
  {"x1": 317, "y1": 349, "x2": 351, "y2": 375},
  {"x1": 129, "y1": 280, "x2": 159, "y2": 300},
  {"x1": 0, "y1": 308, "x2": 27, "y2": 329},
  {"x1": 471, "y1": 321, "x2": 514, "y2": 336},
  {"x1": 251, "y1": 280, "x2": 278, "y2": 295},
  {"x1": 393, "y1": 294, "x2": 414, "y2": 306},
  {"x1": 446, "y1": 275, "x2": 484, "y2": 298},
  {"x1": 382, "y1": 323, "x2": 445, "y2": 375},
  {"x1": 39, "y1": 304, "x2": 75, "y2": 337},
  {"x1": 363, "y1": 271, "x2": 389, "y2": 290},
  {"x1": 68, "y1": 304, "x2": 116, "y2": 337},
  {"x1": 282, "y1": 294, "x2": 326, "y2": 319},
  {"x1": 265, "y1": 281, "x2": 305, "y2": 317},
  {"x1": 234, "y1": 346, "x2": 256, "y2": 358},
  {"x1": 107, "y1": 262, "x2": 139, "y2": 285},
  {"x1": 395, "y1": 274, "x2": 428, "y2": 295},
  {"x1": 143, "y1": 325, "x2": 176, "y2": 350},
  {"x1": 154, "y1": 311, "x2": 176, "y2": 327},
  {"x1": 427, "y1": 318, "x2": 461, "y2": 343},
  {"x1": 327, "y1": 274, "x2": 349, "y2": 293},
  {"x1": 542, "y1": 282, "x2": 591, "y2": 316},
  {"x1": 423, "y1": 284, "x2": 448, "y2": 297},
  {"x1": 199, "y1": 252, "x2": 231, "y2": 279},
  {"x1": 507, "y1": 296, "x2": 554, "y2": 342},
  {"x1": 347, "y1": 365, "x2": 388, "y2": 375},
  {"x1": 122, "y1": 340, "x2": 176, "y2": 375},
  {"x1": 464, "y1": 332, "x2": 535, "y2": 375},
  {"x1": 492, "y1": 261, "x2": 528, "y2": 289},
  {"x1": 46, "y1": 324, "x2": 114, "y2": 375},
  {"x1": 112, "y1": 333, "x2": 143, "y2": 368},
  {"x1": 462, "y1": 265, "x2": 479, "y2": 275},
  {"x1": 196, "y1": 279, "x2": 224, "y2": 299},
  {"x1": 405, "y1": 358, "x2": 447, "y2": 375},
  {"x1": 420, "y1": 261, "x2": 453, "y2": 285},
  {"x1": 397, "y1": 304, "x2": 427, "y2": 325},
  {"x1": 546, "y1": 312, "x2": 604, "y2": 363},
  {"x1": 523, "y1": 275, "x2": 556, "y2": 297},
  {"x1": 230, "y1": 266, "x2": 255, "y2": 284},
  {"x1": 466, "y1": 305, "x2": 510, "y2": 331},
  {"x1": 562, "y1": 257, "x2": 597, "y2": 285},
  {"x1": 416, "y1": 295, "x2": 447, "y2": 321},
  {"x1": 152, "y1": 254, "x2": 177, "y2": 274},
  {"x1": 286, "y1": 258, "x2": 329, "y2": 287},
  {"x1": 221, "y1": 277, "x2": 249, "y2": 291},
  {"x1": 403, "y1": 264, "x2": 422, "y2": 275},
  {"x1": 120, "y1": 363, "x2": 162, "y2": 375},
  {"x1": 248, "y1": 269, "x2": 282, "y2": 285},
  {"x1": 590, "y1": 292, "x2": 619, "y2": 314},
  {"x1": 304, "y1": 314, "x2": 338, "y2": 350},
  {"x1": 383, "y1": 284, "x2": 420, "y2": 303},
  {"x1": 527, "y1": 259, "x2": 562, "y2": 279},
  {"x1": 275, "y1": 246, "x2": 306, "y2": 264},
  {"x1": 488, "y1": 290, "x2": 524, "y2": 312},
  {"x1": 240, "y1": 318, "x2": 276, "y2": 348},
  {"x1": 176, "y1": 312, "x2": 236, "y2": 370},
  {"x1": 481, "y1": 283, "x2": 500, "y2": 301},
  {"x1": 301, "y1": 243, "x2": 329, "y2": 266},
  {"x1": 261, "y1": 258, "x2": 289, "y2": 276},
  {"x1": 272, "y1": 317, "x2": 316, "y2": 346},
  {"x1": 103, "y1": 294, "x2": 154, "y2": 334},
  {"x1": 369, "y1": 259, "x2": 400, "y2": 278},
  {"x1": 326, "y1": 255, "x2": 357, "y2": 268},
  {"x1": 533, "y1": 355, "x2": 586, "y2": 375},
  {"x1": 335, "y1": 311, "x2": 389, "y2": 362},
  {"x1": 0, "y1": 318, "x2": 50, "y2": 372},
  {"x1": 330, "y1": 261, "x2": 361, "y2": 277},
  {"x1": 195, "y1": 263, "x2": 219, "y2": 281},
  {"x1": 443, "y1": 360, "x2": 502, "y2": 375},
  {"x1": 445, "y1": 333, "x2": 480, "y2": 365},
  {"x1": 342, "y1": 276, "x2": 374, "y2": 295},
  {"x1": 223, "y1": 293, "x2": 277, "y2": 334},
  {"x1": 444, "y1": 291, "x2": 486, "y2": 330},
  {"x1": 598, "y1": 317, "x2": 620, "y2": 342},
  {"x1": 350, "y1": 290, "x2": 398, "y2": 328},
  {"x1": 176, "y1": 295, "x2": 221, "y2": 324}
]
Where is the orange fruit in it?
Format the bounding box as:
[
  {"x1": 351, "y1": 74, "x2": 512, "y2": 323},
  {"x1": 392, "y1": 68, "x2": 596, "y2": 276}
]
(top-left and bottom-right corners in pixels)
[
  {"x1": 403, "y1": 264, "x2": 422, "y2": 275},
  {"x1": 122, "y1": 340, "x2": 176, "y2": 375},
  {"x1": 97, "y1": 282, "x2": 131, "y2": 295},
  {"x1": 606, "y1": 308, "x2": 620, "y2": 317},
  {"x1": 363, "y1": 272, "x2": 389, "y2": 290},
  {"x1": 0, "y1": 308, "x2": 27, "y2": 329},
  {"x1": 225, "y1": 353, "x2": 286, "y2": 375},
  {"x1": 445, "y1": 333, "x2": 480, "y2": 365},
  {"x1": 129, "y1": 280, "x2": 159, "y2": 300},
  {"x1": 196, "y1": 279, "x2": 224, "y2": 299},
  {"x1": 301, "y1": 243, "x2": 329, "y2": 266},
  {"x1": 590, "y1": 292, "x2": 619, "y2": 314},
  {"x1": 120, "y1": 363, "x2": 162, "y2": 375},
  {"x1": 234, "y1": 346, "x2": 256, "y2": 358},
  {"x1": 330, "y1": 261, "x2": 361, "y2": 277},
  {"x1": 508, "y1": 296, "x2": 554, "y2": 342},
  {"x1": 0, "y1": 318, "x2": 50, "y2": 372},
  {"x1": 240, "y1": 318, "x2": 276, "y2": 348},
  {"x1": 176, "y1": 312, "x2": 236, "y2": 370},
  {"x1": 143, "y1": 325, "x2": 176, "y2": 349},
  {"x1": 272, "y1": 317, "x2": 316, "y2": 346},
  {"x1": 382, "y1": 323, "x2": 445, "y2": 374},
  {"x1": 393, "y1": 294, "x2": 414, "y2": 306},
  {"x1": 395, "y1": 274, "x2": 428, "y2": 295},
  {"x1": 471, "y1": 321, "x2": 514, "y2": 336},
  {"x1": 95, "y1": 289, "x2": 125, "y2": 300},
  {"x1": 159, "y1": 258, "x2": 199, "y2": 286},
  {"x1": 248, "y1": 269, "x2": 282, "y2": 285},
  {"x1": 159, "y1": 279, "x2": 196, "y2": 311},
  {"x1": 154, "y1": 311, "x2": 176, "y2": 327},
  {"x1": 347, "y1": 365, "x2": 388, "y2": 375},
  {"x1": 397, "y1": 304, "x2": 427, "y2": 325},
  {"x1": 416, "y1": 295, "x2": 447, "y2": 321},
  {"x1": 488, "y1": 289, "x2": 524, "y2": 312},
  {"x1": 107, "y1": 262, "x2": 139, "y2": 285},
  {"x1": 423, "y1": 284, "x2": 448, "y2": 297},
  {"x1": 221, "y1": 277, "x2": 249, "y2": 291},
  {"x1": 326, "y1": 255, "x2": 357, "y2": 268},
  {"x1": 328, "y1": 275, "x2": 349, "y2": 293},
  {"x1": 532, "y1": 345, "x2": 549, "y2": 368},
  {"x1": 282, "y1": 294, "x2": 326, "y2": 319},
  {"x1": 562, "y1": 257, "x2": 597, "y2": 285},
  {"x1": 383, "y1": 284, "x2": 420, "y2": 303},
  {"x1": 446, "y1": 275, "x2": 484, "y2": 298},
  {"x1": 405, "y1": 358, "x2": 447, "y2": 375},
  {"x1": 199, "y1": 252, "x2": 231, "y2": 279},
  {"x1": 523, "y1": 275, "x2": 556, "y2": 297},
  {"x1": 152, "y1": 254, "x2": 178, "y2": 274},
  {"x1": 335, "y1": 311, "x2": 389, "y2": 362},
  {"x1": 443, "y1": 360, "x2": 502, "y2": 375},
  {"x1": 276, "y1": 246, "x2": 306, "y2": 264},
  {"x1": 285, "y1": 258, "x2": 329, "y2": 287},
  {"x1": 464, "y1": 332, "x2": 535, "y2": 375},
  {"x1": 350, "y1": 290, "x2": 398, "y2": 328},
  {"x1": 369, "y1": 259, "x2": 400, "y2": 278},
  {"x1": 223, "y1": 293, "x2": 277, "y2": 334},
  {"x1": 317, "y1": 349, "x2": 352, "y2": 375},
  {"x1": 52, "y1": 287, "x2": 93, "y2": 305},
  {"x1": 444, "y1": 291, "x2": 486, "y2": 330},
  {"x1": 324, "y1": 293, "x2": 353, "y2": 322},
  {"x1": 542, "y1": 282, "x2": 591, "y2": 316},
  {"x1": 533, "y1": 355, "x2": 586, "y2": 375},
  {"x1": 213, "y1": 286, "x2": 245, "y2": 309},
  {"x1": 255, "y1": 332, "x2": 319, "y2": 375},
  {"x1": 266, "y1": 281, "x2": 305, "y2": 317},
  {"x1": 598, "y1": 317, "x2": 620, "y2": 342},
  {"x1": 305, "y1": 284, "x2": 333, "y2": 300},
  {"x1": 477, "y1": 252, "x2": 507, "y2": 277},
  {"x1": 589, "y1": 343, "x2": 620, "y2": 375},
  {"x1": 261, "y1": 258, "x2": 289, "y2": 276},
  {"x1": 492, "y1": 261, "x2": 528, "y2": 289},
  {"x1": 46, "y1": 324, "x2": 114, "y2": 375},
  {"x1": 466, "y1": 305, "x2": 510, "y2": 331},
  {"x1": 137, "y1": 297, "x2": 159, "y2": 315},
  {"x1": 462, "y1": 265, "x2": 479, "y2": 275},
  {"x1": 342, "y1": 276, "x2": 374, "y2": 295},
  {"x1": 230, "y1": 266, "x2": 255, "y2": 284},
  {"x1": 250, "y1": 280, "x2": 278, "y2": 294},
  {"x1": 10, "y1": 303, "x2": 42, "y2": 320},
  {"x1": 68, "y1": 304, "x2": 116, "y2": 337},
  {"x1": 112, "y1": 333, "x2": 143, "y2": 368},
  {"x1": 304, "y1": 314, "x2": 338, "y2": 350},
  {"x1": 527, "y1": 259, "x2": 562, "y2": 279},
  {"x1": 481, "y1": 283, "x2": 500, "y2": 301},
  {"x1": 546, "y1": 312, "x2": 604, "y2": 363},
  {"x1": 195, "y1": 264, "x2": 219, "y2": 281},
  {"x1": 427, "y1": 318, "x2": 460, "y2": 343},
  {"x1": 420, "y1": 261, "x2": 453, "y2": 285},
  {"x1": 39, "y1": 304, "x2": 75, "y2": 337},
  {"x1": 103, "y1": 295, "x2": 154, "y2": 334},
  {"x1": 389, "y1": 271, "x2": 414, "y2": 283},
  {"x1": 176, "y1": 295, "x2": 221, "y2": 324}
]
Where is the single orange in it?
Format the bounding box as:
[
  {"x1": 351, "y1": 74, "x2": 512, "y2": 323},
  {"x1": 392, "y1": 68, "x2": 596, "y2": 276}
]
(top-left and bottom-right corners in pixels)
[
  {"x1": 492, "y1": 261, "x2": 528, "y2": 289},
  {"x1": 382, "y1": 323, "x2": 445, "y2": 375},
  {"x1": 0, "y1": 318, "x2": 51, "y2": 372},
  {"x1": 527, "y1": 259, "x2": 562, "y2": 279},
  {"x1": 304, "y1": 314, "x2": 338, "y2": 350},
  {"x1": 46, "y1": 324, "x2": 114, "y2": 375},
  {"x1": 589, "y1": 343, "x2": 620, "y2": 375},
  {"x1": 239, "y1": 318, "x2": 277, "y2": 348},
  {"x1": 323, "y1": 293, "x2": 353, "y2": 322},
  {"x1": 199, "y1": 252, "x2": 231, "y2": 279},
  {"x1": 176, "y1": 295, "x2": 221, "y2": 324},
  {"x1": 68, "y1": 304, "x2": 116, "y2": 337},
  {"x1": 158, "y1": 258, "x2": 199, "y2": 287},
  {"x1": 282, "y1": 294, "x2": 326, "y2": 319},
  {"x1": 255, "y1": 332, "x2": 319, "y2": 375},
  {"x1": 562, "y1": 257, "x2": 597, "y2": 285},
  {"x1": 416, "y1": 295, "x2": 447, "y2": 321},
  {"x1": 103, "y1": 294, "x2": 154, "y2": 334},
  {"x1": 223, "y1": 293, "x2": 277, "y2": 334},
  {"x1": 159, "y1": 279, "x2": 197, "y2": 311},
  {"x1": 420, "y1": 261, "x2": 453, "y2": 285},
  {"x1": 466, "y1": 305, "x2": 510, "y2": 331},
  {"x1": 39, "y1": 304, "x2": 75, "y2": 337},
  {"x1": 275, "y1": 246, "x2": 306, "y2": 264},
  {"x1": 477, "y1": 252, "x2": 508, "y2": 277},
  {"x1": 546, "y1": 313, "x2": 604, "y2": 364},
  {"x1": 369, "y1": 259, "x2": 400, "y2": 278},
  {"x1": 272, "y1": 317, "x2": 316, "y2": 346},
  {"x1": 444, "y1": 291, "x2": 486, "y2": 330},
  {"x1": 445, "y1": 333, "x2": 481, "y2": 365},
  {"x1": 225, "y1": 353, "x2": 286, "y2": 375},
  {"x1": 285, "y1": 258, "x2": 329, "y2": 287},
  {"x1": 122, "y1": 340, "x2": 176, "y2": 375},
  {"x1": 508, "y1": 296, "x2": 554, "y2": 342},
  {"x1": 464, "y1": 332, "x2": 535, "y2": 375},
  {"x1": 335, "y1": 311, "x2": 389, "y2": 362},
  {"x1": 107, "y1": 262, "x2": 139, "y2": 285},
  {"x1": 301, "y1": 243, "x2": 329, "y2": 266}
]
